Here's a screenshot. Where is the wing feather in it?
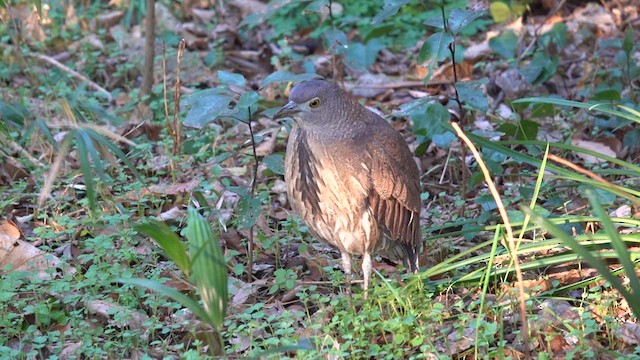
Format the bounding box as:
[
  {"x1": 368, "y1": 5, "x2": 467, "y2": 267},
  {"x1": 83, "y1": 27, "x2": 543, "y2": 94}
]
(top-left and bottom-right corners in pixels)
[{"x1": 364, "y1": 113, "x2": 422, "y2": 271}]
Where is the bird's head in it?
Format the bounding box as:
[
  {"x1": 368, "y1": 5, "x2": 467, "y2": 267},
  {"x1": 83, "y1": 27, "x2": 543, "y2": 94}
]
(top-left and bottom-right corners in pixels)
[{"x1": 273, "y1": 80, "x2": 344, "y2": 126}]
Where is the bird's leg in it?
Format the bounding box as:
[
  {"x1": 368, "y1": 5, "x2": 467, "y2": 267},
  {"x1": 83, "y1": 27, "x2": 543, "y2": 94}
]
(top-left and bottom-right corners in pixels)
[
  {"x1": 340, "y1": 252, "x2": 353, "y2": 294},
  {"x1": 362, "y1": 252, "x2": 372, "y2": 299}
]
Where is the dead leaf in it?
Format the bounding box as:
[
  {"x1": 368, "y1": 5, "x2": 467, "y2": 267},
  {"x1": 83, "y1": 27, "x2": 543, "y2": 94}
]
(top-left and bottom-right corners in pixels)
[
  {"x1": 571, "y1": 139, "x2": 616, "y2": 163},
  {"x1": 85, "y1": 299, "x2": 150, "y2": 331},
  {"x1": 157, "y1": 206, "x2": 185, "y2": 221},
  {"x1": 0, "y1": 233, "x2": 63, "y2": 281},
  {"x1": 614, "y1": 322, "x2": 640, "y2": 345}
]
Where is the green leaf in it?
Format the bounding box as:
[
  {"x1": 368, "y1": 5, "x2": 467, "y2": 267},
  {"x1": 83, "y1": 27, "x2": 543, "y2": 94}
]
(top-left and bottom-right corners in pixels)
[
  {"x1": 183, "y1": 92, "x2": 234, "y2": 129},
  {"x1": 87, "y1": 128, "x2": 143, "y2": 181},
  {"x1": 372, "y1": 0, "x2": 412, "y2": 24},
  {"x1": 117, "y1": 278, "x2": 214, "y2": 324},
  {"x1": 218, "y1": 70, "x2": 246, "y2": 88},
  {"x1": 186, "y1": 208, "x2": 228, "y2": 330},
  {"x1": 489, "y1": 30, "x2": 518, "y2": 59},
  {"x1": 236, "y1": 196, "x2": 262, "y2": 229},
  {"x1": 424, "y1": 16, "x2": 445, "y2": 31},
  {"x1": 182, "y1": 88, "x2": 235, "y2": 107},
  {"x1": 260, "y1": 71, "x2": 321, "y2": 88},
  {"x1": 363, "y1": 24, "x2": 395, "y2": 43},
  {"x1": 498, "y1": 119, "x2": 539, "y2": 141},
  {"x1": 78, "y1": 129, "x2": 105, "y2": 182},
  {"x1": 344, "y1": 39, "x2": 385, "y2": 72},
  {"x1": 263, "y1": 154, "x2": 285, "y2": 175},
  {"x1": 490, "y1": 1, "x2": 511, "y2": 23},
  {"x1": 418, "y1": 32, "x2": 454, "y2": 63},
  {"x1": 521, "y1": 53, "x2": 558, "y2": 84},
  {"x1": 238, "y1": 91, "x2": 260, "y2": 108},
  {"x1": 448, "y1": 8, "x2": 485, "y2": 35},
  {"x1": 304, "y1": 0, "x2": 329, "y2": 13},
  {"x1": 0, "y1": 100, "x2": 29, "y2": 127},
  {"x1": 456, "y1": 79, "x2": 488, "y2": 111},
  {"x1": 522, "y1": 195, "x2": 640, "y2": 318},
  {"x1": 513, "y1": 97, "x2": 640, "y2": 125},
  {"x1": 593, "y1": 89, "x2": 621, "y2": 101},
  {"x1": 411, "y1": 102, "x2": 452, "y2": 147},
  {"x1": 73, "y1": 131, "x2": 96, "y2": 213},
  {"x1": 135, "y1": 221, "x2": 190, "y2": 275},
  {"x1": 323, "y1": 29, "x2": 349, "y2": 56},
  {"x1": 543, "y1": 22, "x2": 567, "y2": 48},
  {"x1": 623, "y1": 129, "x2": 640, "y2": 151},
  {"x1": 622, "y1": 28, "x2": 633, "y2": 54}
]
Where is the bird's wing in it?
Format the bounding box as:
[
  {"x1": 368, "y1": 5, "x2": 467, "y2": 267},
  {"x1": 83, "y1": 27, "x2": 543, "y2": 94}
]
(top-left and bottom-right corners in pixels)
[{"x1": 363, "y1": 116, "x2": 422, "y2": 268}]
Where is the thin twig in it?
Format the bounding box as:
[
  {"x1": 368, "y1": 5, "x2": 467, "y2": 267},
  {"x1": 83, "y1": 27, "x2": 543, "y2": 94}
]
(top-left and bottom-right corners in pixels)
[
  {"x1": 162, "y1": 42, "x2": 171, "y2": 138},
  {"x1": 450, "y1": 121, "x2": 530, "y2": 354},
  {"x1": 173, "y1": 40, "x2": 186, "y2": 172},
  {"x1": 2, "y1": 138, "x2": 46, "y2": 168},
  {"x1": 140, "y1": 0, "x2": 155, "y2": 98},
  {"x1": 547, "y1": 154, "x2": 640, "y2": 206},
  {"x1": 246, "y1": 108, "x2": 259, "y2": 283},
  {"x1": 31, "y1": 52, "x2": 112, "y2": 102}
]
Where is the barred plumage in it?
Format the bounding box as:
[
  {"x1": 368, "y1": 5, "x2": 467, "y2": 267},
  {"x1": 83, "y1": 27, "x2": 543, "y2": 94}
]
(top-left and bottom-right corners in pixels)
[{"x1": 273, "y1": 80, "x2": 422, "y2": 296}]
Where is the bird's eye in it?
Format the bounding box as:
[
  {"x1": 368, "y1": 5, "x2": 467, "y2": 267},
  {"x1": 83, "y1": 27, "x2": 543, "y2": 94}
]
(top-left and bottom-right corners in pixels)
[{"x1": 309, "y1": 98, "x2": 321, "y2": 108}]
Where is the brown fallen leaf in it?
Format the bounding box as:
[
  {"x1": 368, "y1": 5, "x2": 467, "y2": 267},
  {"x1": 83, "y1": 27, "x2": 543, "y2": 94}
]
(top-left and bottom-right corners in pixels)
[
  {"x1": 0, "y1": 233, "x2": 63, "y2": 281},
  {"x1": 571, "y1": 139, "x2": 616, "y2": 163}
]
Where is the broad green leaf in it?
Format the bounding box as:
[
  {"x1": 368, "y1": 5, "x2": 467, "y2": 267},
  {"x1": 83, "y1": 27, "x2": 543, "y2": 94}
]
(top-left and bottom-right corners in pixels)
[
  {"x1": 238, "y1": 91, "x2": 260, "y2": 108},
  {"x1": 118, "y1": 278, "x2": 213, "y2": 324},
  {"x1": 623, "y1": 28, "x2": 633, "y2": 54},
  {"x1": 363, "y1": 24, "x2": 395, "y2": 43},
  {"x1": 74, "y1": 131, "x2": 96, "y2": 212},
  {"x1": 521, "y1": 52, "x2": 558, "y2": 84},
  {"x1": 88, "y1": 128, "x2": 143, "y2": 181},
  {"x1": 260, "y1": 71, "x2": 320, "y2": 88},
  {"x1": 304, "y1": 0, "x2": 329, "y2": 13},
  {"x1": 593, "y1": 89, "x2": 621, "y2": 101},
  {"x1": 448, "y1": 8, "x2": 485, "y2": 34},
  {"x1": 135, "y1": 221, "x2": 190, "y2": 275},
  {"x1": 186, "y1": 208, "x2": 227, "y2": 330},
  {"x1": 236, "y1": 196, "x2": 262, "y2": 229},
  {"x1": 344, "y1": 39, "x2": 385, "y2": 72},
  {"x1": 218, "y1": 70, "x2": 246, "y2": 88},
  {"x1": 489, "y1": 30, "x2": 517, "y2": 59},
  {"x1": 323, "y1": 29, "x2": 349, "y2": 55},
  {"x1": 490, "y1": 1, "x2": 511, "y2": 23},
  {"x1": 372, "y1": 0, "x2": 412, "y2": 24},
  {"x1": 424, "y1": 16, "x2": 445, "y2": 31},
  {"x1": 263, "y1": 154, "x2": 285, "y2": 175},
  {"x1": 418, "y1": 32, "x2": 454, "y2": 63},
  {"x1": 183, "y1": 93, "x2": 234, "y2": 129},
  {"x1": 497, "y1": 119, "x2": 539, "y2": 141},
  {"x1": 514, "y1": 97, "x2": 640, "y2": 125},
  {"x1": 456, "y1": 79, "x2": 488, "y2": 111}
]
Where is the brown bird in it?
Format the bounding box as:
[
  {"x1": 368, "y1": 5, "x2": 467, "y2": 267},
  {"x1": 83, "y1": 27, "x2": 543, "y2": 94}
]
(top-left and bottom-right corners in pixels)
[{"x1": 273, "y1": 80, "x2": 422, "y2": 295}]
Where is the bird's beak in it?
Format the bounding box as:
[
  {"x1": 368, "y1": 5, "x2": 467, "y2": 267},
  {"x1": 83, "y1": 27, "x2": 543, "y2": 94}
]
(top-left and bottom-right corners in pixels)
[{"x1": 273, "y1": 101, "x2": 300, "y2": 121}]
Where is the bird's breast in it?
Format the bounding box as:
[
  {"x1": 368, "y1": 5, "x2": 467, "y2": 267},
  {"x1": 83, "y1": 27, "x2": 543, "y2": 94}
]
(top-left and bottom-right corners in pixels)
[{"x1": 284, "y1": 129, "x2": 375, "y2": 254}]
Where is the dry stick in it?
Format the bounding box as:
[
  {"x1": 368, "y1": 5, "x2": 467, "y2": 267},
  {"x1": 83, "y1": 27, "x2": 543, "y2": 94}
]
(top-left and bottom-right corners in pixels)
[
  {"x1": 350, "y1": 80, "x2": 452, "y2": 89},
  {"x1": 37, "y1": 140, "x2": 71, "y2": 209},
  {"x1": 450, "y1": 121, "x2": 530, "y2": 354},
  {"x1": 161, "y1": 42, "x2": 172, "y2": 139},
  {"x1": 3, "y1": 138, "x2": 45, "y2": 168},
  {"x1": 445, "y1": 19, "x2": 468, "y2": 214},
  {"x1": 173, "y1": 40, "x2": 186, "y2": 158},
  {"x1": 31, "y1": 53, "x2": 112, "y2": 102},
  {"x1": 246, "y1": 109, "x2": 258, "y2": 283},
  {"x1": 547, "y1": 154, "x2": 640, "y2": 206},
  {"x1": 547, "y1": 154, "x2": 610, "y2": 184},
  {"x1": 140, "y1": 0, "x2": 156, "y2": 98}
]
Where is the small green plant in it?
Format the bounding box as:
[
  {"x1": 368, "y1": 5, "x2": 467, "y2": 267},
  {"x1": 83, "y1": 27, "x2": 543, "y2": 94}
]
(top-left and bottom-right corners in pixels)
[
  {"x1": 120, "y1": 207, "x2": 228, "y2": 355},
  {"x1": 269, "y1": 268, "x2": 298, "y2": 294}
]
